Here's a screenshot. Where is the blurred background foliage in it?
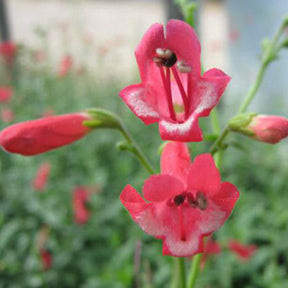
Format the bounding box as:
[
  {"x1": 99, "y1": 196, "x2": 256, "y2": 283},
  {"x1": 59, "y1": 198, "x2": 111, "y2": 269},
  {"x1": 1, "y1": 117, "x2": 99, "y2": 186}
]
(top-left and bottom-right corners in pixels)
[{"x1": 1, "y1": 1, "x2": 288, "y2": 287}]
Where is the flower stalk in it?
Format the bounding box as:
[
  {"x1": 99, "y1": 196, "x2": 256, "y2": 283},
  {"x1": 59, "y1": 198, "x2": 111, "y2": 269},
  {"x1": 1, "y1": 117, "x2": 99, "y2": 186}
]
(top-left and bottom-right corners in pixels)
[{"x1": 210, "y1": 16, "x2": 288, "y2": 155}]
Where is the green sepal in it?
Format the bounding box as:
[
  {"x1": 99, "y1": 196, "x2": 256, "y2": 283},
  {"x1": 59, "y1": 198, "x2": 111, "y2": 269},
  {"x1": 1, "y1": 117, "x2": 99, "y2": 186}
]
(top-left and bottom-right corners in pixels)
[
  {"x1": 84, "y1": 108, "x2": 122, "y2": 129},
  {"x1": 228, "y1": 113, "x2": 257, "y2": 136}
]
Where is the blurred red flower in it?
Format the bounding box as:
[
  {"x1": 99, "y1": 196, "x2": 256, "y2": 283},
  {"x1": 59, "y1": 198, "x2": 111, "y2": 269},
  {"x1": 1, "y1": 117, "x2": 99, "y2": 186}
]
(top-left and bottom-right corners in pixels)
[
  {"x1": 229, "y1": 239, "x2": 257, "y2": 261},
  {"x1": 40, "y1": 249, "x2": 53, "y2": 270},
  {"x1": 58, "y1": 55, "x2": 73, "y2": 77},
  {"x1": 0, "y1": 113, "x2": 91, "y2": 156},
  {"x1": 0, "y1": 41, "x2": 17, "y2": 65},
  {"x1": 201, "y1": 237, "x2": 221, "y2": 267},
  {"x1": 1, "y1": 108, "x2": 14, "y2": 122},
  {"x1": 32, "y1": 162, "x2": 51, "y2": 191},
  {"x1": 121, "y1": 142, "x2": 239, "y2": 257},
  {"x1": 73, "y1": 186, "x2": 90, "y2": 224},
  {"x1": 0, "y1": 87, "x2": 13, "y2": 103}
]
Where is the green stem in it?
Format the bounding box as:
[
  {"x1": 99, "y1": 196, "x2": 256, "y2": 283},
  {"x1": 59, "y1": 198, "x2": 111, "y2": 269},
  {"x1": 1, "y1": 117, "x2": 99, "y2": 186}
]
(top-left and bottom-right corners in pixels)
[
  {"x1": 210, "y1": 17, "x2": 287, "y2": 155},
  {"x1": 187, "y1": 254, "x2": 202, "y2": 288},
  {"x1": 119, "y1": 124, "x2": 155, "y2": 175},
  {"x1": 177, "y1": 258, "x2": 187, "y2": 288},
  {"x1": 210, "y1": 109, "x2": 221, "y2": 134}
]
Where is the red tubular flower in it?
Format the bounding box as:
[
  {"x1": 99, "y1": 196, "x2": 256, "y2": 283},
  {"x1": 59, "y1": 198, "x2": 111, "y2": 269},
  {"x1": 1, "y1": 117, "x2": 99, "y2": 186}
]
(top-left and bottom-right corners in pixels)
[
  {"x1": 120, "y1": 142, "x2": 239, "y2": 257},
  {"x1": 0, "y1": 86, "x2": 13, "y2": 103},
  {"x1": 120, "y1": 20, "x2": 230, "y2": 142},
  {"x1": 228, "y1": 240, "x2": 257, "y2": 261},
  {"x1": 33, "y1": 162, "x2": 51, "y2": 191},
  {"x1": 0, "y1": 41, "x2": 17, "y2": 65},
  {"x1": 73, "y1": 186, "x2": 90, "y2": 224},
  {"x1": 0, "y1": 113, "x2": 91, "y2": 156},
  {"x1": 248, "y1": 115, "x2": 288, "y2": 144},
  {"x1": 58, "y1": 55, "x2": 73, "y2": 77},
  {"x1": 40, "y1": 249, "x2": 53, "y2": 270}
]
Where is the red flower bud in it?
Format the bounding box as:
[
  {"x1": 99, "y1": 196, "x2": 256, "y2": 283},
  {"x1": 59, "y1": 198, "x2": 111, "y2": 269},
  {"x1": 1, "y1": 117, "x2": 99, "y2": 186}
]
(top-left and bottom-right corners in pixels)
[
  {"x1": 248, "y1": 115, "x2": 288, "y2": 144},
  {"x1": 0, "y1": 113, "x2": 91, "y2": 156}
]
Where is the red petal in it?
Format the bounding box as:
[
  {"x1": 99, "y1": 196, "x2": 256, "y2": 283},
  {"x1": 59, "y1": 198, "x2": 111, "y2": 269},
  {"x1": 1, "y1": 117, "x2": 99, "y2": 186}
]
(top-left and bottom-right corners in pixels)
[
  {"x1": 120, "y1": 185, "x2": 149, "y2": 218},
  {"x1": 135, "y1": 23, "x2": 166, "y2": 84},
  {"x1": 119, "y1": 84, "x2": 160, "y2": 124},
  {"x1": 143, "y1": 174, "x2": 184, "y2": 202},
  {"x1": 159, "y1": 115, "x2": 202, "y2": 142},
  {"x1": 0, "y1": 113, "x2": 91, "y2": 156},
  {"x1": 166, "y1": 20, "x2": 201, "y2": 77},
  {"x1": 160, "y1": 142, "x2": 191, "y2": 183},
  {"x1": 187, "y1": 154, "x2": 221, "y2": 195},
  {"x1": 190, "y1": 68, "x2": 231, "y2": 117},
  {"x1": 211, "y1": 182, "x2": 240, "y2": 212}
]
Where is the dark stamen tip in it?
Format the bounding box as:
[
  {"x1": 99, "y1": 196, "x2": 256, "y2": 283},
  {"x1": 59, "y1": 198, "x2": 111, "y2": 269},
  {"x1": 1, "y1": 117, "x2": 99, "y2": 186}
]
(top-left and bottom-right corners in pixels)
[
  {"x1": 197, "y1": 192, "x2": 208, "y2": 211},
  {"x1": 163, "y1": 52, "x2": 177, "y2": 67},
  {"x1": 174, "y1": 194, "x2": 185, "y2": 206}
]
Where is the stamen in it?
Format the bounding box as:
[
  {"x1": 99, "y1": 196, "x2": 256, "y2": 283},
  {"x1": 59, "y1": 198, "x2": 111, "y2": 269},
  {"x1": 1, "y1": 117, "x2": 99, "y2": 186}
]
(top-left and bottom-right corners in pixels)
[
  {"x1": 156, "y1": 48, "x2": 165, "y2": 57},
  {"x1": 187, "y1": 73, "x2": 192, "y2": 107},
  {"x1": 187, "y1": 194, "x2": 197, "y2": 208},
  {"x1": 163, "y1": 53, "x2": 177, "y2": 67},
  {"x1": 177, "y1": 60, "x2": 192, "y2": 73},
  {"x1": 155, "y1": 48, "x2": 177, "y2": 68},
  {"x1": 171, "y1": 66, "x2": 189, "y2": 118},
  {"x1": 159, "y1": 67, "x2": 177, "y2": 121},
  {"x1": 174, "y1": 194, "x2": 185, "y2": 206},
  {"x1": 196, "y1": 192, "x2": 208, "y2": 211}
]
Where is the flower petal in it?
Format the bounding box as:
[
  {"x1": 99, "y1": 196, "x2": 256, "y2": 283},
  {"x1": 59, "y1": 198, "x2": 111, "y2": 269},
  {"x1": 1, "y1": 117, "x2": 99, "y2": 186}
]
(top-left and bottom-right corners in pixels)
[
  {"x1": 135, "y1": 23, "x2": 166, "y2": 84},
  {"x1": 191, "y1": 68, "x2": 231, "y2": 117},
  {"x1": 166, "y1": 20, "x2": 201, "y2": 77},
  {"x1": 159, "y1": 115, "x2": 202, "y2": 142},
  {"x1": 120, "y1": 185, "x2": 165, "y2": 237},
  {"x1": 162, "y1": 232, "x2": 204, "y2": 257},
  {"x1": 143, "y1": 174, "x2": 184, "y2": 202},
  {"x1": 160, "y1": 142, "x2": 191, "y2": 183},
  {"x1": 119, "y1": 84, "x2": 160, "y2": 124},
  {"x1": 187, "y1": 154, "x2": 221, "y2": 195},
  {"x1": 211, "y1": 182, "x2": 240, "y2": 212}
]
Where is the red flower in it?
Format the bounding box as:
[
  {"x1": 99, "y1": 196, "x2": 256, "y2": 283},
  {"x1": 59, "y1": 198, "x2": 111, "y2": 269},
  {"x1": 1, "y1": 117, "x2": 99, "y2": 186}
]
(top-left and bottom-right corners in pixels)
[
  {"x1": 201, "y1": 237, "x2": 221, "y2": 267},
  {"x1": 1, "y1": 108, "x2": 14, "y2": 122},
  {"x1": 33, "y1": 162, "x2": 51, "y2": 191},
  {"x1": 40, "y1": 249, "x2": 53, "y2": 270},
  {"x1": 73, "y1": 186, "x2": 90, "y2": 224},
  {"x1": 120, "y1": 142, "x2": 239, "y2": 257},
  {"x1": 0, "y1": 86, "x2": 13, "y2": 103},
  {"x1": 0, "y1": 113, "x2": 91, "y2": 156},
  {"x1": 58, "y1": 55, "x2": 73, "y2": 77},
  {"x1": 228, "y1": 239, "x2": 257, "y2": 261},
  {"x1": 120, "y1": 20, "x2": 230, "y2": 142},
  {"x1": 0, "y1": 41, "x2": 17, "y2": 65},
  {"x1": 248, "y1": 115, "x2": 288, "y2": 144}
]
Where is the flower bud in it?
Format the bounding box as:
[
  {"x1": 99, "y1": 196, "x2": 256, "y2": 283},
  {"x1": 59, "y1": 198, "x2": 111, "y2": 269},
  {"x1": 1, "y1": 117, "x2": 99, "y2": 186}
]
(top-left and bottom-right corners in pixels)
[
  {"x1": 230, "y1": 114, "x2": 288, "y2": 144},
  {"x1": 0, "y1": 113, "x2": 92, "y2": 156},
  {"x1": 248, "y1": 115, "x2": 288, "y2": 143}
]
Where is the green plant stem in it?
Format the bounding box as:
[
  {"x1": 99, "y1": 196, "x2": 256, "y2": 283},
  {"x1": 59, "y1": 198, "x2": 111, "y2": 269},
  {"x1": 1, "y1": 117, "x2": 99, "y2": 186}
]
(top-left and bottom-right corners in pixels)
[
  {"x1": 119, "y1": 124, "x2": 155, "y2": 175},
  {"x1": 187, "y1": 253, "x2": 202, "y2": 288},
  {"x1": 209, "y1": 17, "x2": 287, "y2": 155},
  {"x1": 177, "y1": 258, "x2": 187, "y2": 288}
]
